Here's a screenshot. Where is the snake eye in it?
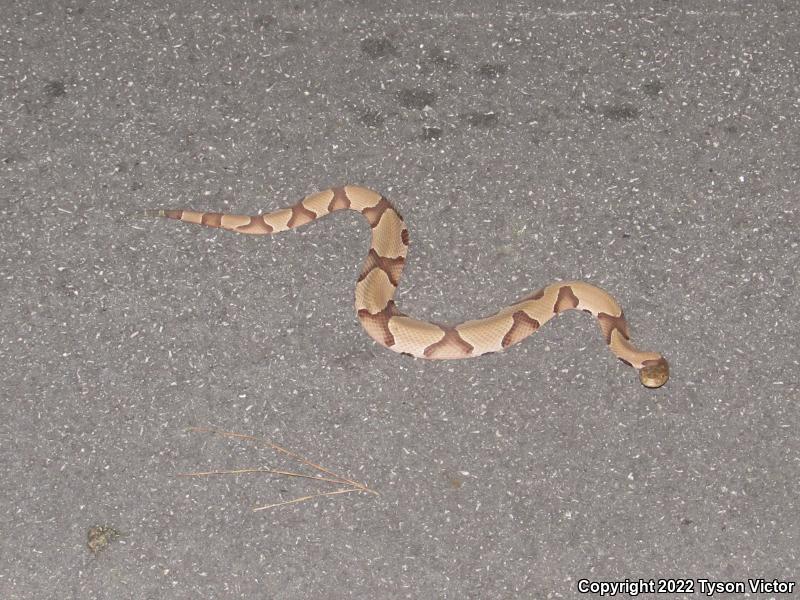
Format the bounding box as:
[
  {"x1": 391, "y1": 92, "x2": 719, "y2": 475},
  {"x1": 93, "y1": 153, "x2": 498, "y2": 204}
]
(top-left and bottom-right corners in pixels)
[{"x1": 639, "y1": 358, "x2": 669, "y2": 388}]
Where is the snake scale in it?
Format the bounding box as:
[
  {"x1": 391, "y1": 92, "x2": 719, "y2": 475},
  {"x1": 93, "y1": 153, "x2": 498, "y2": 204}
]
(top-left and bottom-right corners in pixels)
[{"x1": 149, "y1": 185, "x2": 669, "y2": 388}]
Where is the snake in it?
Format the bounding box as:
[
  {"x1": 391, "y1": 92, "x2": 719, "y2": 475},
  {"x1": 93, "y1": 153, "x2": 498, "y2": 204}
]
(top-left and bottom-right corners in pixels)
[{"x1": 148, "y1": 185, "x2": 669, "y2": 388}]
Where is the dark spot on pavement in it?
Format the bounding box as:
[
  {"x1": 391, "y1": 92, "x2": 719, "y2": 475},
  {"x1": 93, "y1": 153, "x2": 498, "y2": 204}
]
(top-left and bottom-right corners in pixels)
[
  {"x1": 361, "y1": 37, "x2": 395, "y2": 59},
  {"x1": 422, "y1": 126, "x2": 442, "y2": 140},
  {"x1": 360, "y1": 109, "x2": 385, "y2": 128},
  {"x1": 398, "y1": 88, "x2": 435, "y2": 109},
  {"x1": 3, "y1": 152, "x2": 26, "y2": 164},
  {"x1": 282, "y1": 29, "x2": 300, "y2": 44},
  {"x1": 44, "y1": 80, "x2": 66, "y2": 98},
  {"x1": 642, "y1": 80, "x2": 664, "y2": 97},
  {"x1": 462, "y1": 111, "x2": 499, "y2": 127},
  {"x1": 427, "y1": 46, "x2": 458, "y2": 71},
  {"x1": 477, "y1": 63, "x2": 507, "y2": 80},
  {"x1": 253, "y1": 15, "x2": 275, "y2": 30},
  {"x1": 600, "y1": 104, "x2": 640, "y2": 121}
]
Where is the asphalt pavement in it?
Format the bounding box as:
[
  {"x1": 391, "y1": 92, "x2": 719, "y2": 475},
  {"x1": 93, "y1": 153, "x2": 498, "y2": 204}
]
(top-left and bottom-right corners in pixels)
[{"x1": 1, "y1": 1, "x2": 798, "y2": 598}]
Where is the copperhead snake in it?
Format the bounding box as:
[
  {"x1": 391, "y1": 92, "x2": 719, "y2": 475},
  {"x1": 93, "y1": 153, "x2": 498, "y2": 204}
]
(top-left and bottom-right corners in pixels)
[{"x1": 148, "y1": 185, "x2": 669, "y2": 388}]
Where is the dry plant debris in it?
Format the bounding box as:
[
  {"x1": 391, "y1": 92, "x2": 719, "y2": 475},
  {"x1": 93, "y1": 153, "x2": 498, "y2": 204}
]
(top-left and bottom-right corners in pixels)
[
  {"x1": 87, "y1": 525, "x2": 121, "y2": 554},
  {"x1": 179, "y1": 426, "x2": 379, "y2": 512}
]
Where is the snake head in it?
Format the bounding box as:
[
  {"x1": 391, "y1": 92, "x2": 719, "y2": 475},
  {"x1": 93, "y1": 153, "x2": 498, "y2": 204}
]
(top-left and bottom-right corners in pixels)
[{"x1": 639, "y1": 357, "x2": 669, "y2": 388}]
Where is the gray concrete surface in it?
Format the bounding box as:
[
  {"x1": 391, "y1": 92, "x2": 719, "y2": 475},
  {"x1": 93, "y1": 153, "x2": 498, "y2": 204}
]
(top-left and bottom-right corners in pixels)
[{"x1": 1, "y1": 1, "x2": 798, "y2": 598}]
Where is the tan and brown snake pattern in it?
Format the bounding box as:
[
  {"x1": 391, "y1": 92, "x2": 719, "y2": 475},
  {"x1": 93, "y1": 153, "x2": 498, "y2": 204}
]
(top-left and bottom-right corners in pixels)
[{"x1": 149, "y1": 185, "x2": 669, "y2": 388}]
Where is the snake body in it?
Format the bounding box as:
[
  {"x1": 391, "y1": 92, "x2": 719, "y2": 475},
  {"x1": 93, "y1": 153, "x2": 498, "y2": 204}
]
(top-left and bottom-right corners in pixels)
[{"x1": 153, "y1": 185, "x2": 669, "y2": 387}]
